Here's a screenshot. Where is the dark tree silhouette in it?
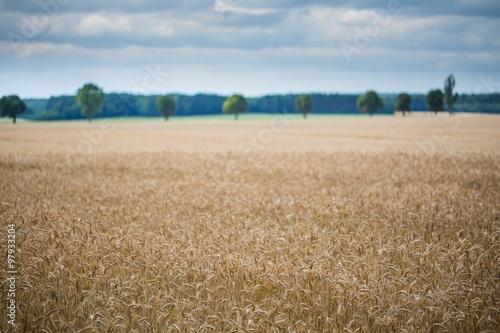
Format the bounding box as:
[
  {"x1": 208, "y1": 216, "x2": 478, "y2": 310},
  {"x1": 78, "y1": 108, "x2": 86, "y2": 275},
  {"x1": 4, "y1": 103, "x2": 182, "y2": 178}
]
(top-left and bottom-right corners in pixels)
[
  {"x1": 427, "y1": 89, "x2": 444, "y2": 115},
  {"x1": 357, "y1": 91, "x2": 384, "y2": 116},
  {"x1": 0, "y1": 95, "x2": 26, "y2": 124},
  {"x1": 395, "y1": 93, "x2": 412, "y2": 116},
  {"x1": 222, "y1": 94, "x2": 248, "y2": 121},
  {"x1": 295, "y1": 94, "x2": 314, "y2": 119},
  {"x1": 76, "y1": 83, "x2": 104, "y2": 122},
  {"x1": 157, "y1": 95, "x2": 176, "y2": 121},
  {"x1": 444, "y1": 74, "x2": 459, "y2": 114}
]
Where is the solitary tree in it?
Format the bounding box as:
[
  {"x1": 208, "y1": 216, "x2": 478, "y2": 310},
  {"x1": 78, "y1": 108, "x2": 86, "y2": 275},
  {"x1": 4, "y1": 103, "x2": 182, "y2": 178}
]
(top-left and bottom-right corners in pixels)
[
  {"x1": 295, "y1": 94, "x2": 314, "y2": 119},
  {"x1": 157, "y1": 95, "x2": 176, "y2": 121},
  {"x1": 426, "y1": 89, "x2": 444, "y2": 115},
  {"x1": 76, "y1": 83, "x2": 104, "y2": 122},
  {"x1": 222, "y1": 94, "x2": 247, "y2": 121},
  {"x1": 357, "y1": 90, "x2": 383, "y2": 116},
  {"x1": 394, "y1": 93, "x2": 411, "y2": 116},
  {"x1": 444, "y1": 74, "x2": 459, "y2": 114},
  {"x1": 0, "y1": 95, "x2": 26, "y2": 124}
]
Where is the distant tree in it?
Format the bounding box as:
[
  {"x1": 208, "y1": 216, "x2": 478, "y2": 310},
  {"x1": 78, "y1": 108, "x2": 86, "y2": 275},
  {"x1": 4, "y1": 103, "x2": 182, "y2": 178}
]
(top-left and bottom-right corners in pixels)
[
  {"x1": 222, "y1": 94, "x2": 247, "y2": 120},
  {"x1": 357, "y1": 90, "x2": 384, "y2": 116},
  {"x1": 395, "y1": 93, "x2": 412, "y2": 116},
  {"x1": 295, "y1": 94, "x2": 314, "y2": 119},
  {"x1": 444, "y1": 74, "x2": 459, "y2": 114},
  {"x1": 76, "y1": 83, "x2": 104, "y2": 122},
  {"x1": 0, "y1": 95, "x2": 26, "y2": 124},
  {"x1": 157, "y1": 95, "x2": 176, "y2": 121},
  {"x1": 427, "y1": 89, "x2": 444, "y2": 114}
]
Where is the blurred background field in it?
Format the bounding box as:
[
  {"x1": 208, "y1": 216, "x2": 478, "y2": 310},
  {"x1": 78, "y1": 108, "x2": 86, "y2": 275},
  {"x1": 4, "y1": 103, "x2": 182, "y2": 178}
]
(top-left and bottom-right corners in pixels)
[{"x1": 1, "y1": 114, "x2": 499, "y2": 154}]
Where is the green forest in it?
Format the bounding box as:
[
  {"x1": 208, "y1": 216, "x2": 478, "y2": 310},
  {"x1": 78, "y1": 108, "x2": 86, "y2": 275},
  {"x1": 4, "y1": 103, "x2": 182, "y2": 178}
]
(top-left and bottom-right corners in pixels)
[{"x1": 19, "y1": 92, "x2": 500, "y2": 121}]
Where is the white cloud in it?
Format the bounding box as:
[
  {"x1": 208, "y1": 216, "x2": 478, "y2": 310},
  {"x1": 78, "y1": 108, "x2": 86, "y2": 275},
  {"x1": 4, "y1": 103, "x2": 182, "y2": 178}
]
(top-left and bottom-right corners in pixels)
[{"x1": 77, "y1": 14, "x2": 133, "y2": 35}]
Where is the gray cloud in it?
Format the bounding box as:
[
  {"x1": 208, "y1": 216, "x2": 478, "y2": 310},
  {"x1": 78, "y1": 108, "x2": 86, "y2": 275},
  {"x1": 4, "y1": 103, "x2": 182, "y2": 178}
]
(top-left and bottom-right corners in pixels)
[{"x1": 0, "y1": 0, "x2": 499, "y2": 97}]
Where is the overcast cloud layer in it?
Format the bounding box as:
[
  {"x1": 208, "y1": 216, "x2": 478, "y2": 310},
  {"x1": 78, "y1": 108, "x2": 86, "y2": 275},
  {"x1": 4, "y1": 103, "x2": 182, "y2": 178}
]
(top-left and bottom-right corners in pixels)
[{"x1": 1, "y1": 0, "x2": 499, "y2": 98}]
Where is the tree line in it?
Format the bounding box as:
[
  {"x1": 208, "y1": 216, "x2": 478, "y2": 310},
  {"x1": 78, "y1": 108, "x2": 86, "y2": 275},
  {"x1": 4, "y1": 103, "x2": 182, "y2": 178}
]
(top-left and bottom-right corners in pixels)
[{"x1": 2, "y1": 74, "x2": 500, "y2": 123}]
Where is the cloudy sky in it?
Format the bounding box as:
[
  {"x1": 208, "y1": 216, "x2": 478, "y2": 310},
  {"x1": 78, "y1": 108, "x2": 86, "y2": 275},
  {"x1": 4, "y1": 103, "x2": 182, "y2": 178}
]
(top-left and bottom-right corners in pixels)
[{"x1": 1, "y1": 0, "x2": 499, "y2": 98}]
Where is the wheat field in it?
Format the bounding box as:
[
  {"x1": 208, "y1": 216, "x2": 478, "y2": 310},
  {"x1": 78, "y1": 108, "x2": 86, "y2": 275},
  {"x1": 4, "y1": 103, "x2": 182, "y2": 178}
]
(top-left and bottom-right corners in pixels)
[{"x1": 1, "y1": 116, "x2": 499, "y2": 332}]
